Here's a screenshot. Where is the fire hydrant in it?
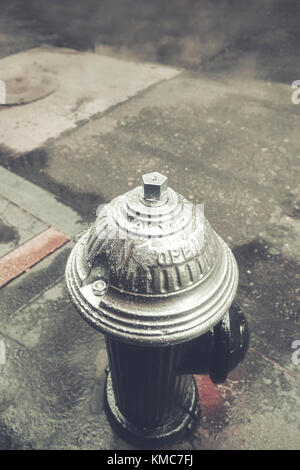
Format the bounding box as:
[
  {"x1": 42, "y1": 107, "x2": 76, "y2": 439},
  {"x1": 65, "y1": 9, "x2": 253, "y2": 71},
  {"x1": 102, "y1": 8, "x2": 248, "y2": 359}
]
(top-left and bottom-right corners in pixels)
[{"x1": 66, "y1": 172, "x2": 249, "y2": 444}]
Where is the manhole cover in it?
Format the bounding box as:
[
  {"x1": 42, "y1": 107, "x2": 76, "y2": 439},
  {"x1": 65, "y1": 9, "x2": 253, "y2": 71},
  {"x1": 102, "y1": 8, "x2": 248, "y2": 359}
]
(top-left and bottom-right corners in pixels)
[{"x1": 1, "y1": 74, "x2": 58, "y2": 105}]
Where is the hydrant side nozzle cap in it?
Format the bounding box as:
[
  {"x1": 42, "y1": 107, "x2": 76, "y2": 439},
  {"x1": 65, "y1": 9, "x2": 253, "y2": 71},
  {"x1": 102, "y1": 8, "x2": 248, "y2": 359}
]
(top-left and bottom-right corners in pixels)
[{"x1": 142, "y1": 171, "x2": 168, "y2": 203}]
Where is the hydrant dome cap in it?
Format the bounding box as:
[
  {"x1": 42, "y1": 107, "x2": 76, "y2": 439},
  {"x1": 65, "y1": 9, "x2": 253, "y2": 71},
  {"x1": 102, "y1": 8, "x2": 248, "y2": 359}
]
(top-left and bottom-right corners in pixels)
[{"x1": 66, "y1": 176, "x2": 239, "y2": 345}]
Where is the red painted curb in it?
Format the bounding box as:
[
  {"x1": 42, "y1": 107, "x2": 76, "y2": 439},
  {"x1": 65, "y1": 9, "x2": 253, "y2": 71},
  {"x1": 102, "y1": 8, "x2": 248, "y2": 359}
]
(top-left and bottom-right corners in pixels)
[{"x1": 0, "y1": 227, "x2": 69, "y2": 288}]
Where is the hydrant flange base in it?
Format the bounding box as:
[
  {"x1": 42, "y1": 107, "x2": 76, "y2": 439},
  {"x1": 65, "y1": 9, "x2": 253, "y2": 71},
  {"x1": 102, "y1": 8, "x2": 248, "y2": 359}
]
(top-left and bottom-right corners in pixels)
[{"x1": 104, "y1": 372, "x2": 199, "y2": 444}]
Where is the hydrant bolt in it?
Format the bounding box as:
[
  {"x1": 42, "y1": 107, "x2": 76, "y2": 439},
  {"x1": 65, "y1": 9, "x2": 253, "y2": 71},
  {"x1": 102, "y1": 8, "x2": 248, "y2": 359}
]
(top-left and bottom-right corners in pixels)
[{"x1": 92, "y1": 279, "x2": 107, "y2": 296}]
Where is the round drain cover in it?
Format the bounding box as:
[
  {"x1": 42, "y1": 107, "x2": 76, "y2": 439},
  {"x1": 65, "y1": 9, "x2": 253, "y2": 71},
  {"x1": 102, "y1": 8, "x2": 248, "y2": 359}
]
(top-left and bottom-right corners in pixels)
[{"x1": 2, "y1": 74, "x2": 58, "y2": 105}]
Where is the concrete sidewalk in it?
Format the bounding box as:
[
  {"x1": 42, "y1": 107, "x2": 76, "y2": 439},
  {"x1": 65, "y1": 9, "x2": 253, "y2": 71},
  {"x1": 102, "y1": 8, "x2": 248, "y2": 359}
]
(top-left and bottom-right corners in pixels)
[{"x1": 0, "y1": 30, "x2": 299, "y2": 449}]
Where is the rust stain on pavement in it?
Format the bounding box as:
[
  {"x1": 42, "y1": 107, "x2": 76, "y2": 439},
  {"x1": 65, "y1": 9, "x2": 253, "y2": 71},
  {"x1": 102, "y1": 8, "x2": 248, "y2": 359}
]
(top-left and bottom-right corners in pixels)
[{"x1": 0, "y1": 227, "x2": 69, "y2": 288}]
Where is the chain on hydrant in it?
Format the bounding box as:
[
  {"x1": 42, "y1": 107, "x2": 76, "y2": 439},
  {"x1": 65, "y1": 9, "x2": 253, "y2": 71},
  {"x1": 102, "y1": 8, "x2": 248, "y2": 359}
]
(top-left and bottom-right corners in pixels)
[{"x1": 65, "y1": 171, "x2": 249, "y2": 444}]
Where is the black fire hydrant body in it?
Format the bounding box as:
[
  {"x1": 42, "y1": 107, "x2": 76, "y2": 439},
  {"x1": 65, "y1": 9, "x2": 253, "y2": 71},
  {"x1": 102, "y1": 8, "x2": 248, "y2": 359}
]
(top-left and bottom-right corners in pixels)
[{"x1": 66, "y1": 172, "x2": 248, "y2": 443}]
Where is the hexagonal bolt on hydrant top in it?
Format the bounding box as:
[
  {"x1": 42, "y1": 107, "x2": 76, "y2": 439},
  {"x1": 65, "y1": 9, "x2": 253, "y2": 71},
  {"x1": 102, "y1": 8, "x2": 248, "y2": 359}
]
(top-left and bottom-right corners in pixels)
[{"x1": 65, "y1": 171, "x2": 249, "y2": 444}]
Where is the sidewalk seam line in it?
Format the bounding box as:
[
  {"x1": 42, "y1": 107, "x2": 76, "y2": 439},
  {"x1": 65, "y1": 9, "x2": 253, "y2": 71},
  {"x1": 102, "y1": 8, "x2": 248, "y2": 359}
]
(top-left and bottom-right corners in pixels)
[
  {"x1": 0, "y1": 273, "x2": 65, "y2": 330},
  {"x1": 0, "y1": 192, "x2": 51, "y2": 228}
]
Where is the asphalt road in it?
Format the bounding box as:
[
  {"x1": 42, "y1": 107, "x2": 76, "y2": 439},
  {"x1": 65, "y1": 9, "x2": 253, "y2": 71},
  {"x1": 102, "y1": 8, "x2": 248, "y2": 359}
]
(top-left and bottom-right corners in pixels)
[{"x1": 1, "y1": 0, "x2": 300, "y2": 69}]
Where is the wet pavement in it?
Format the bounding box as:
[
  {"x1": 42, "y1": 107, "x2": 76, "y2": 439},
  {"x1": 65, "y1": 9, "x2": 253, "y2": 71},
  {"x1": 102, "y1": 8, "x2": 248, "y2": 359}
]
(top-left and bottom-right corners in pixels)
[
  {"x1": 0, "y1": 194, "x2": 46, "y2": 258},
  {"x1": 1, "y1": 0, "x2": 300, "y2": 71},
  {"x1": 0, "y1": 0, "x2": 299, "y2": 450}
]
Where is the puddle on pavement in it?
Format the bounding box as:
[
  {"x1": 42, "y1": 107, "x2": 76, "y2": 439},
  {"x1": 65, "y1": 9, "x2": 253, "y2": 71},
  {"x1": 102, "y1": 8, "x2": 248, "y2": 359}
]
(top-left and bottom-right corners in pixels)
[
  {"x1": 3, "y1": 149, "x2": 103, "y2": 223},
  {"x1": 0, "y1": 219, "x2": 19, "y2": 245},
  {"x1": 234, "y1": 239, "x2": 299, "y2": 327}
]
